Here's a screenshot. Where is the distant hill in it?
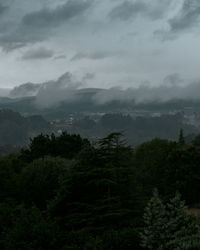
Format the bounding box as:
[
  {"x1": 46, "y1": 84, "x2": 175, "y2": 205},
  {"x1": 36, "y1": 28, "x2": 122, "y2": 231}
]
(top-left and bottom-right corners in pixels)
[
  {"x1": 69, "y1": 113, "x2": 200, "y2": 146},
  {"x1": 4, "y1": 72, "x2": 200, "y2": 120},
  {"x1": 1, "y1": 86, "x2": 200, "y2": 120},
  {"x1": 0, "y1": 109, "x2": 51, "y2": 146}
]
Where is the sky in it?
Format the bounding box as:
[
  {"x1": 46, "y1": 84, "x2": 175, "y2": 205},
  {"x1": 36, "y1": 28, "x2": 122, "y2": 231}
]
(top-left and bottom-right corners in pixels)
[{"x1": 0, "y1": 0, "x2": 200, "y2": 89}]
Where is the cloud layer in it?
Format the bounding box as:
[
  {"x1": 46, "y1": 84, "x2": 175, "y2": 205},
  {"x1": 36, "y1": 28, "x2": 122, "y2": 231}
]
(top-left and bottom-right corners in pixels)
[
  {"x1": 0, "y1": 0, "x2": 200, "y2": 90},
  {"x1": 21, "y1": 47, "x2": 54, "y2": 60},
  {"x1": 0, "y1": 0, "x2": 93, "y2": 51},
  {"x1": 169, "y1": 0, "x2": 200, "y2": 33},
  {"x1": 35, "y1": 72, "x2": 83, "y2": 108},
  {"x1": 8, "y1": 72, "x2": 200, "y2": 109}
]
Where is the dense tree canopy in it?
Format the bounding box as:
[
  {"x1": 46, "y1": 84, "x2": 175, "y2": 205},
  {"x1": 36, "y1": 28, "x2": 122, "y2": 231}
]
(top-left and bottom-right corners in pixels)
[{"x1": 0, "y1": 131, "x2": 200, "y2": 249}]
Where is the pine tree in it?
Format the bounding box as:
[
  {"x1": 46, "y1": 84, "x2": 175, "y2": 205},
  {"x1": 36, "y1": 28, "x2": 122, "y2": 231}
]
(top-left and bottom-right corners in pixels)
[
  {"x1": 141, "y1": 191, "x2": 200, "y2": 250},
  {"x1": 178, "y1": 128, "x2": 185, "y2": 145},
  {"x1": 140, "y1": 189, "x2": 167, "y2": 250},
  {"x1": 166, "y1": 193, "x2": 200, "y2": 249}
]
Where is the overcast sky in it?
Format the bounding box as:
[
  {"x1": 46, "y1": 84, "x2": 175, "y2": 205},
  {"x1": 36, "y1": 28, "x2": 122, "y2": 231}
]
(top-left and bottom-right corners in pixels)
[{"x1": 0, "y1": 0, "x2": 200, "y2": 88}]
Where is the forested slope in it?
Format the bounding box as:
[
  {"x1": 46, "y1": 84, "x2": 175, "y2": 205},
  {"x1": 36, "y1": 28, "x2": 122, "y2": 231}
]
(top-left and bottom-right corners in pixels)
[{"x1": 0, "y1": 131, "x2": 200, "y2": 249}]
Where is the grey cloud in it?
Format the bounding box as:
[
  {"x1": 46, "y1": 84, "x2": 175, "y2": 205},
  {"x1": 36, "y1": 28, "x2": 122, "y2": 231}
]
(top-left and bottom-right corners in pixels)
[
  {"x1": 0, "y1": 0, "x2": 93, "y2": 51},
  {"x1": 35, "y1": 72, "x2": 84, "y2": 108},
  {"x1": 109, "y1": 1, "x2": 147, "y2": 21},
  {"x1": 163, "y1": 73, "x2": 184, "y2": 87},
  {"x1": 71, "y1": 51, "x2": 117, "y2": 61},
  {"x1": 8, "y1": 72, "x2": 84, "y2": 107},
  {"x1": 9, "y1": 83, "x2": 41, "y2": 98},
  {"x1": 54, "y1": 55, "x2": 66, "y2": 60},
  {"x1": 21, "y1": 47, "x2": 54, "y2": 60},
  {"x1": 93, "y1": 80, "x2": 200, "y2": 105},
  {"x1": 82, "y1": 73, "x2": 95, "y2": 81},
  {"x1": 109, "y1": 0, "x2": 172, "y2": 21},
  {"x1": 156, "y1": 0, "x2": 200, "y2": 40},
  {"x1": 0, "y1": 88, "x2": 11, "y2": 97},
  {"x1": 13, "y1": 71, "x2": 200, "y2": 108},
  {"x1": 0, "y1": 26, "x2": 48, "y2": 52},
  {"x1": 169, "y1": 0, "x2": 200, "y2": 33},
  {"x1": 33, "y1": 72, "x2": 94, "y2": 108},
  {"x1": 0, "y1": 3, "x2": 8, "y2": 16},
  {"x1": 147, "y1": 0, "x2": 173, "y2": 20},
  {"x1": 22, "y1": 0, "x2": 93, "y2": 29}
]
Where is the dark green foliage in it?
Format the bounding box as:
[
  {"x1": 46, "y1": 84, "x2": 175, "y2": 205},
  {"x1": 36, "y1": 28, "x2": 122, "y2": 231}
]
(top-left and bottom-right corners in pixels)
[
  {"x1": 140, "y1": 189, "x2": 167, "y2": 249},
  {"x1": 0, "y1": 155, "x2": 24, "y2": 202},
  {"x1": 0, "y1": 204, "x2": 62, "y2": 250},
  {"x1": 0, "y1": 131, "x2": 200, "y2": 249},
  {"x1": 134, "y1": 138, "x2": 178, "y2": 199},
  {"x1": 48, "y1": 133, "x2": 138, "y2": 234},
  {"x1": 64, "y1": 229, "x2": 102, "y2": 250},
  {"x1": 20, "y1": 132, "x2": 90, "y2": 162},
  {"x1": 179, "y1": 128, "x2": 185, "y2": 145},
  {"x1": 134, "y1": 138, "x2": 200, "y2": 205},
  {"x1": 98, "y1": 132, "x2": 127, "y2": 150},
  {"x1": 166, "y1": 145, "x2": 200, "y2": 204},
  {"x1": 100, "y1": 228, "x2": 141, "y2": 250},
  {"x1": 18, "y1": 157, "x2": 72, "y2": 209},
  {"x1": 141, "y1": 191, "x2": 200, "y2": 250},
  {"x1": 192, "y1": 134, "x2": 200, "y2": 146},
  {"x1": 0, "y1": 109, "x2": 51, "y2": 146}
]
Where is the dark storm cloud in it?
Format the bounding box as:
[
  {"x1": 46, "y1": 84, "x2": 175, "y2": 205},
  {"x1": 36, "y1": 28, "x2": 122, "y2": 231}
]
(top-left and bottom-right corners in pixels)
[
  {"x1": 109, "y1": 0, "x2": 172, "y2": 21},
  {"x1": 169, "y1": 0, "x2": 200, "y2": 33},
  {"x1": 71, "y1": 51, "x2": 118, "y2": 61},
  {"x1": 21, "y1": 0, "x2": 93, "y2": 29},
  {"x1": 21, "y1": 47, "x2": 54, "y2": 60},
  {"x1": 0, "y1": 0, "x2": 93, "y2": 51},
  {"x1": 109, "y1": 1, "x2": 147, "y2": 21},
  {"x1": 0, "y1": 3, "x2": 8, "y2": 15},
  {"x1": 54, "y1": 55, "x2": 66, "y2": 60},
  {"x1": 156, "y1": 0, "x2": 200, "y2": 40}
]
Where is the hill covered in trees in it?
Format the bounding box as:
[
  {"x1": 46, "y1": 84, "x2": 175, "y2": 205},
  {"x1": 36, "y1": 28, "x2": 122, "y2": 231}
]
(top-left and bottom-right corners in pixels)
[
  {"x1": 2, "y1": 88, "x2": 200, "y2": 120},
  {"x1": 70, "y1": 113, "x2": 199, "y2": 145},
  {"x1": 0, "y1": 109, "x2": 51, "y2": 147},
  {"x1": 1, "y1": 131, "x2": 200, "y2": 249},
  {"x1": 0, "y1": 109, "x2": 199, "y2": 148}
]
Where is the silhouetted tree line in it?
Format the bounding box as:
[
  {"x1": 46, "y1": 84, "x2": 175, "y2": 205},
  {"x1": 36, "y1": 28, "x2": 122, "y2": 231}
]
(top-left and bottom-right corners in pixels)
[{"x1": 0, "y1": 131, "x2": 200, "y2": 249}]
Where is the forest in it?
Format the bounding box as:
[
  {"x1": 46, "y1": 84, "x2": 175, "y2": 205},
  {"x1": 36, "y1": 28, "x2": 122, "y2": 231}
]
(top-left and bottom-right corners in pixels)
[
  {"x1": 0, "y1": 109, "x2": 199, "y2": 148},
  {"x1": 70, "y1": 112, "x2": 199, "y2": 146},
  {"x1": 0, "y1": 131, "x2": 200, "y2": 249}
]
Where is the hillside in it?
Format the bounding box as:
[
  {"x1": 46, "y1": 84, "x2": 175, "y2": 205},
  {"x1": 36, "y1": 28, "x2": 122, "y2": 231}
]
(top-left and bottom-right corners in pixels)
[
  {"x1": 0, "y1": 109, "x2": 51, "y2": 146},
  {"x1": 2, "y1": 89, "x2": 200, "y2": 120}
]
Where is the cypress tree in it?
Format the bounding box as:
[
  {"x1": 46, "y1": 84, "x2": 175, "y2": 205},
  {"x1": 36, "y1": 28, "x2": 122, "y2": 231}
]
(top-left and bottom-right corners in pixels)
[{"x1": 178, "y1": 128, "x2": 185, "y2": 145}]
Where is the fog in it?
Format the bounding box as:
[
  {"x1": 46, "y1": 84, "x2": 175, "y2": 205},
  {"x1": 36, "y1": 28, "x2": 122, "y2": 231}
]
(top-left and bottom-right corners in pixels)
[
  {"x1": 93, "y1": 81, "x2": 200, "y2": 105},
  {"x1": 35, "y1": 72, "x2": 83, "y2": 108},
  {"x1": 0, "y1": 88, "x2": 11, "y2": 97},
  {"x1": 7, "y1": 72, "x2": 200, "y2": 108}
]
